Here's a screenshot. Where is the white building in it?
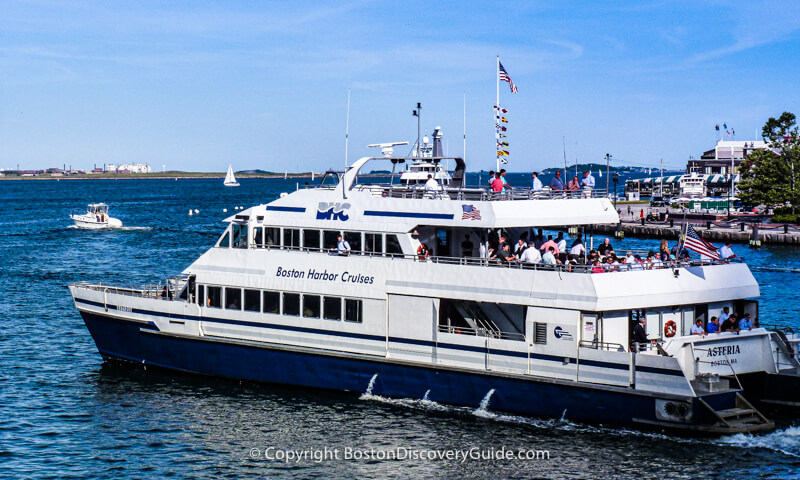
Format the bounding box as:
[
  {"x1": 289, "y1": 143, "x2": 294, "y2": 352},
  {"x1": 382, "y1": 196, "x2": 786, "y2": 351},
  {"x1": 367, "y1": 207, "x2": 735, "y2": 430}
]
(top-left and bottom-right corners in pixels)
[{"x1": 106, "y1": 163, "x2": 152, "y2": 173}]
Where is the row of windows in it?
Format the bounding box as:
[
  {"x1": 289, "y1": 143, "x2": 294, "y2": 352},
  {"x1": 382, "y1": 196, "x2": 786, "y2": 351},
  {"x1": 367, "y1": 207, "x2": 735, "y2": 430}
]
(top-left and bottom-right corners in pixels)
[
  {"x1": 219, "y1": 224, "x2": 403, "y2": 255},
  {"x1": 196, "y1": 285, "x2": 363, "y2": 323}
]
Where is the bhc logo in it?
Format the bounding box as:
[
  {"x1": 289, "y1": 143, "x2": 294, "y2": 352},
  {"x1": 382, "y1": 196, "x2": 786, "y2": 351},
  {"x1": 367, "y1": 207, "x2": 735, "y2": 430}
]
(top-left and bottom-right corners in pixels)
[{"x1": 316, "y1": 202, "x2": 351, "y2": 221}]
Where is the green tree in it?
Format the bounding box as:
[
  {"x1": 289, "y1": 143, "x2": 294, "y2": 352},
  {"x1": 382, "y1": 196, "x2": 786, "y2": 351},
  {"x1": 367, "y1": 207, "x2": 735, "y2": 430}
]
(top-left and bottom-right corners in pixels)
[{"x1": 738, "y1": 112, "x2": 800, "y2": 214}]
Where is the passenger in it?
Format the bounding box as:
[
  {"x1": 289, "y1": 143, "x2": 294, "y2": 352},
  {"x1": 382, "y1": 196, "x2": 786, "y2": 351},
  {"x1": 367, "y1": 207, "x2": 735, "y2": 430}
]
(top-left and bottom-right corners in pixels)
[
  {"x1": 567, "y1": 175, "x2": 580, "y2": 191},
  {"x1": 580, "y1": 170, "x2": 595, "y2": 189},
  {"x1": 498, "y1": 235, "x2": 511, "y2": 253},
  {"x1": 500, "y1": 243, "x2": 517, "y2": 263},
  {"x1": 719, "y1": 242, "x2": 737, "y2": 261},
  {"x1": 479, "y1": 235, "x2": 489, "y2": 259},
  {"x1": 556, "y1": 232, "x2": 567, "y2": 253},
  {"x1": 533, "y1": 228, "x2": 545, "y2": 249},
  {"x1": 542, "y1": 246, "x2": 558, "y2": 266},
  {"x1": 228, "y1": 295, "x2": 240, "y2": 310},
  {"x1": 721, "y1": 314, "x2": 739, "y2": 333},
  {"x1": 691, "y1": 318, "x2": 706, "y2": 336},
  {"x1": 491, "y1": 172, "x2": 504, "y2": 193},
  {"x1": 659, "y1": 239, "x2": 670, "y2": 262},
  {"x1": 335, "y1": 235, "x2": 351, "y2": 255},
  {"x1": 500, "y1": 169, "x2": 511, "y2": 192},
  {"x1": 540, "y1": 235, "x2": 559, "y2": 255},
  {"x1": 598, "y1": 238, "x2": 613, "y2": 257},
  {"x1": 424, "y1": 174, "x2": 440, "y2": 198},
  {"x1": 519, "y1": 245, "x2": 542, "y2": 264},
  {"x1": 632, "y1": 317, "x2": 649, "y2": 351},
  {"x1": 718, "y1": 306, "x2": 731, "y2": 325},
  {"x1": 161, "y1": 286, "x2": 168, "y2": 299},
  {"x1": 570, "y1": 237, "x2": 586, "y2": 258},
  {"x1": 606, "y1": 255, "x2": 620, "y2": 272},
  {"x1": 739, "y1": 313, "x2": 752, "y2": 330},
  {"x1": 514, "y1": 237, "x2": 528, "y2": 257},
  {"x1": 707, "y1": 316, "x2": 720, "y2": 333},
  {"x1": 487, "y1": 170, "x2": 495, "y2": 188},
  {"x1": 531, "y1": 172, "x2": 543, "y2": 191},
  {"x1": 550, "y1": 170, "x2": 564, "y2": 191},
  {"x1": 623, "y1": 252, "x2": 636, "y2": 269},
  {"x1": 461, "y1": 234, "x2": 474, "y2": 257}
]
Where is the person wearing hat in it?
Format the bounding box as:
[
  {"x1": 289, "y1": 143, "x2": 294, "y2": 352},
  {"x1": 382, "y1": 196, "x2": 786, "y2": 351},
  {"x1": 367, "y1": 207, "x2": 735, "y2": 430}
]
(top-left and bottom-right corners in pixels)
[{"x1": 691, "y1": 318, "x2": 706, "y2": 336}]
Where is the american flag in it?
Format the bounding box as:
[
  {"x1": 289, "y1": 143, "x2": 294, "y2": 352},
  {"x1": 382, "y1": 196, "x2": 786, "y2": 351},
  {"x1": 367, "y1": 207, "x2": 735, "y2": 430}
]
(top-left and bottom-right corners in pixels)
[
  {"x1": 462, "y1": 205, "x2": 482, "y2": 220},
  {"x1": 683, "y1": 225, "x2": 719, "y2": 260},
  {"x1": 499, "y1": 62, "x2": 518, "y2": 94}
]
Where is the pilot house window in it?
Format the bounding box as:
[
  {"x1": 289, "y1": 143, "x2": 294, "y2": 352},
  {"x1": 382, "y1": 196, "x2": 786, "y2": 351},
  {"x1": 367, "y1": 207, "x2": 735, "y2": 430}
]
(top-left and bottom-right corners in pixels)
[{"x1": 231, "y1": 224, "x2": 248, "y2": 249}]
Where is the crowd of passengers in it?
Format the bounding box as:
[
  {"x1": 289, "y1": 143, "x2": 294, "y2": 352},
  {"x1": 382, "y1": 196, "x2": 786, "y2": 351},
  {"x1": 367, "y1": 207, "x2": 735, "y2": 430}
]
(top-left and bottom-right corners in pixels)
[{"x1": 452, "y1": 229, "x2": 734, "y2": 272}]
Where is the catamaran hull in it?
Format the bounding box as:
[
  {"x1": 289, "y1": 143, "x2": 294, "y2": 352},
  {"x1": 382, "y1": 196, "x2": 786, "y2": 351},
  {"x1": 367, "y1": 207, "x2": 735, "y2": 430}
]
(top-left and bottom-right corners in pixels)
[
  {"x1": 737, "y1": 371, "x2": 800, "y2": 415},
  {"x1": 79, "y1": 310, "x2": 768, "y2": 436}
]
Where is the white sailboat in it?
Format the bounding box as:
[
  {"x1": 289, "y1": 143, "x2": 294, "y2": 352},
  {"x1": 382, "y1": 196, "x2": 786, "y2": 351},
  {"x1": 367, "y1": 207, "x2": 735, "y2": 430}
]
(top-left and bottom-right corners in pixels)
[{"x1": 224, "y1": 165, "x2": 239, "y2": 187}]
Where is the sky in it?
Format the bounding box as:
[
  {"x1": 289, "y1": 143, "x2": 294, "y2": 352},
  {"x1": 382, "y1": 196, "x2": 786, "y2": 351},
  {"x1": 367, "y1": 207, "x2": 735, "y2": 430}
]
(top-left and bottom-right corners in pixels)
[{"x1": 2, "y1": 1, "x2": 800, "y2": 173}]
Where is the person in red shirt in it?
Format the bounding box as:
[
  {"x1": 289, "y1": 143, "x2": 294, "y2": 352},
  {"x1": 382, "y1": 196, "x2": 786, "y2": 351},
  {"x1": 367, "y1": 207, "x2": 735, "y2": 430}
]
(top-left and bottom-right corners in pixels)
[{"x1": 491, "y1": 172, "x2": 504, "y2": 192}]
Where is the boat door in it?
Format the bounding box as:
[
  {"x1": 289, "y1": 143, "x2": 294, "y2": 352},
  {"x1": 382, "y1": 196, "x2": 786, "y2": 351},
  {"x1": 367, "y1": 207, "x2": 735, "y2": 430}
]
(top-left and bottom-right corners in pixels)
[{"x1": 183, "y1": 275, "x2": 201, "y2": 325}]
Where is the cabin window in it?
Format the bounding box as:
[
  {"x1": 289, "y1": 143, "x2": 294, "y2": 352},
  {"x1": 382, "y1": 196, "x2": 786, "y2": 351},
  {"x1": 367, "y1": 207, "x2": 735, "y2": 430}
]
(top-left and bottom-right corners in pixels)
[
  {"x1": 323, "y1": 297, "x2": 342, "y2": 320},
  {"x1": 263, "y1": 291, "x2": 280, "y2": 314},
  {"x1": 385, "y1": 234, "x2": 403, "y2": 255},
  {"x1": 345, "y1": 299, "x2": 362, "y2": 323},
  {"x1": 303, "y1": 229, "x2": 321, "y2": 251},
  {"x1": 225, "y1": 288, "x2": 241, "y2": 310},
  {"x1": 231, "y1": 224, "x2": 248, "y2": 249},
  {"x1": 344, "y1": 231, "x2": 361, "y2": 253},
  {"x1": 283, "y1": 229, "x2": 300, "y2": 249},
  {"x1": 365, "y1": 233, "x2": 382, "y2": 254},
  {"x1": 218, "y1": 231, "x2": 230, "y2": 248},
  {"x1": 266, "y1": 228, "x2": 280, "y2": 247},
  {"x1": 283, "y1": 293, "x2": 300, "y2": 316},
  {"x1": 253, "y1": 227, "x2": 263, "y2": 247},
  {"x1": 244, "y1": 289, "x2": 260, "y2": 312},
  {"x1": 303, "y1": 295, "x2": 321, "y2": 318},
  {"x1": 323, "y1": 230, "x2": 339, "y2": 251},
  {"x1": 197, "y1": 285, "x2": 205, "y2": 306},
  {"x1": 207, "y1": 286, "x2": 222, "y2": 308}
]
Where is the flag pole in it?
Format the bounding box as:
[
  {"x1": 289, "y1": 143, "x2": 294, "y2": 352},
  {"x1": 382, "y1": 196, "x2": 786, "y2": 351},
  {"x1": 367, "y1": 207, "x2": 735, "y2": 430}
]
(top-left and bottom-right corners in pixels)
[
  {"x1": 345, "y1": 89, "x2": 351, "y2": 170},
  {"x1": 463, "y1": 93, "x2": 467, "y2": 162},
  {"x1": 496, "y1": 55, "x2": 500, "y2": 173}
]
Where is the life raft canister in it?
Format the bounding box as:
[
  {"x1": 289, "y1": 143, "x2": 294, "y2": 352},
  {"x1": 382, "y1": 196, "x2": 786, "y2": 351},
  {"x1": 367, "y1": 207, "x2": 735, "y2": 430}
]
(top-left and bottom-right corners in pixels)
[{"x1": 664, "y1": 320, "x2": 677, "y2": 337}]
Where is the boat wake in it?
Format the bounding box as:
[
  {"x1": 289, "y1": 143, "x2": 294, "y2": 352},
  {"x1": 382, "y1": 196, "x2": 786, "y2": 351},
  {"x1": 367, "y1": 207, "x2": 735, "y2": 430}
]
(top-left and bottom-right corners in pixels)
[
  {"x1": 67, "y1": 225, "x2": 151, "y2": 231},
  {"x1": 715, "y1": 426, "x2": 800, "y2": 457}
]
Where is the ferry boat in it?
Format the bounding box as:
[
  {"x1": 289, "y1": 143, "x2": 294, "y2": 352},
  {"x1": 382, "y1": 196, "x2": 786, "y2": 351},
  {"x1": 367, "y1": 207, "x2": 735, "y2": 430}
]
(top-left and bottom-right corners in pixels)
[
  {"x1": 70, "y1": 203, "x2": 123, "y2": 229},
  {"x1": 70, "y1": 144, "x2": 800, "y2": 435}
]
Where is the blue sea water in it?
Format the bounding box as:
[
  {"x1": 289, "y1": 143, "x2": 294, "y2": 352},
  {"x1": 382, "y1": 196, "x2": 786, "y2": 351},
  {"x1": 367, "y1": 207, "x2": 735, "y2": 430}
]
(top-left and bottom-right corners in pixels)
[{"x1": 1, "y1": 176, "x2": 800, "y2": 479}]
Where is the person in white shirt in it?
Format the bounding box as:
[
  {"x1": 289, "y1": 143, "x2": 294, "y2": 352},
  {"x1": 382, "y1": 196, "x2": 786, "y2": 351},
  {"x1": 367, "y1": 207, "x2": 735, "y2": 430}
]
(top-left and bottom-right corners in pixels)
[
  {"x1": 555, "y1": 232, "x2": 567, "y2": 253},
  {"x1": 336, "y1": 235, "x2": 351, "y2": 255},
  {"x1": 519, "y1": 246, "x2": 542, "y2": 264},
  {"x1": 424, "y1": 174, "x2": 440, "y2": 198},
  {"x1": 581, "y1": 170, "x2": 595, "y2": 188},
  {"x1": 531, "y1": 172, "x2": 543, "y2": 191},
  {"x1": 718, "y1": 306, "x2": 731, "y2": 324},
  {"x1": 690, "y1": 319, "x2": 706, "y2": 335},
  {"x1": 719, "y1": 242, "x2": 736, "y2": 261}
]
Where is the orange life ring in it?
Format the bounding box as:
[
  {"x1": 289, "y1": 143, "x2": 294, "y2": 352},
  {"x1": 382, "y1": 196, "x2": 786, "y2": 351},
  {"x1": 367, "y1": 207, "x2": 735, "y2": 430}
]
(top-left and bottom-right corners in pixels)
[
  {"x1": 664, "y1": 320, "x2": 677, "y2": 338},
  {"x1": 417, "y1": 244, "x2": 429, "y2": 260}
]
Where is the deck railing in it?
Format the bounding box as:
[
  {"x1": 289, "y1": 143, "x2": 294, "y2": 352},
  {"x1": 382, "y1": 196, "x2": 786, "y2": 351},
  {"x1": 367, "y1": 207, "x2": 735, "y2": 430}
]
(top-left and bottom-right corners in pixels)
[{"x1": 348, "y1": 183, "x2": 609, "y2": 201}]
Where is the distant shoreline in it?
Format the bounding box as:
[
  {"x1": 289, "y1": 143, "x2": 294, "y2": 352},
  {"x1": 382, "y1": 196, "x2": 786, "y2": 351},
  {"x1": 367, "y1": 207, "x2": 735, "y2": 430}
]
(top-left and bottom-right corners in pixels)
[{"x1": 0, "y1": 172, "x2": 322, "y2": 181}]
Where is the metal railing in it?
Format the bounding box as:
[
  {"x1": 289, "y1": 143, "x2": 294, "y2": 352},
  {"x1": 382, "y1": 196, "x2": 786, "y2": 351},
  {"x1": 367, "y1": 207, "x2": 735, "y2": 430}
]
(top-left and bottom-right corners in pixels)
[
  {"x1": 438, "y1": 324, "x2": 525, "y2": 341},
  {"x1": 349, "y1": 183, "x2": 609, "y2": 202},
  {"x1": 249, "y1": 243, "x2": 742, "y2": 273},
  {"x1": 579, "y1": 339, "x2": 627, "y2": 351}
]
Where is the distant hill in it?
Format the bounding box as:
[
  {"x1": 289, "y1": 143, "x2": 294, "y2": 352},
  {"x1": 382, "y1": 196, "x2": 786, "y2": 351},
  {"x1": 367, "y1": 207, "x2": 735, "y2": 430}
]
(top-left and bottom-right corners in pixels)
[
  {"x1": 541, "y1": 164, "x2": 643, "y2": 174},
  {"x1": 237, "y1": 169, "x2": 274, "y2": 174}
]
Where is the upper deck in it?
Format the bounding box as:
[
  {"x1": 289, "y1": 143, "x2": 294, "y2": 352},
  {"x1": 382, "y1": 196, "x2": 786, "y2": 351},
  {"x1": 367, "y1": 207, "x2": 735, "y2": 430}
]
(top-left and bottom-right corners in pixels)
[{"x1": 240, "y1": 156, "x2": 620, "y2": 231}]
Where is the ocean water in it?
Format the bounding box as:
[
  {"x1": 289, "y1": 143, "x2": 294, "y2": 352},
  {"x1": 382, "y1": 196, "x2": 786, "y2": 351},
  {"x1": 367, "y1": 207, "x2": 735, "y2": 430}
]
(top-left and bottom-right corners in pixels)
[{"x1": 1, "y1": 176, "x2": 800, "y2": 479}]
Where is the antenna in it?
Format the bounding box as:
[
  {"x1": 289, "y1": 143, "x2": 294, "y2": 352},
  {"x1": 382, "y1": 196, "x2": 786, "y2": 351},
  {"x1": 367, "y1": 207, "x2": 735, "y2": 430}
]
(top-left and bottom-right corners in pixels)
[
  {"x1": 367, "y1": 141, "x2": 408, "y2": 158},
  {"x1": 345, "y1": 89, "x2": 351, "y2": 169},
  {"x1": 412, "y1": 102, "x2": 421, "y2": 159}
]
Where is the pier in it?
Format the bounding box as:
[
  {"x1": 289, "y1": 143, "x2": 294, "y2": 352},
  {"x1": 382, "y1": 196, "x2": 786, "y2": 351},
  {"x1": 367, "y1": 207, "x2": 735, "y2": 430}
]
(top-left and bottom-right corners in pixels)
[{"x1": 589, "y1": 204, "x2": 800, "y2": 246}]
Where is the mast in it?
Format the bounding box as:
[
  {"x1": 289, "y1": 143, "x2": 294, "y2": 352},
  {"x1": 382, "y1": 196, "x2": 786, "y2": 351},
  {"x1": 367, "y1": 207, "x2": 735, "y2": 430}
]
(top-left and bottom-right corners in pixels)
[
  {"x1": 463, "y1": 93, "x2": 466, "y2": 163},
  {"x1": 562, "y1": 136, "x2": 567, "y2": 180},
  {"x1": 496, "y1": 55, "x2": 500, "y2": 173},
  {"x1": 345, "y1": 89, "x2": 351, "y2": 170}
]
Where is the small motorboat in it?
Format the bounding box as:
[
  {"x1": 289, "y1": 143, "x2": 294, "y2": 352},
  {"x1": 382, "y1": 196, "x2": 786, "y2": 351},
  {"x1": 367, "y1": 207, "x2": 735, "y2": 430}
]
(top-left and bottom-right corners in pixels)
[{"x1": 70, "y1": 203, "x2": 123, "y2": 229}]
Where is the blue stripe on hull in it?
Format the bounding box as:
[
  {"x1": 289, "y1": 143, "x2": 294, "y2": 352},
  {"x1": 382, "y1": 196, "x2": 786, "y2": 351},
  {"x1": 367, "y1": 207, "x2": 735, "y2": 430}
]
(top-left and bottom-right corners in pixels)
[{"x1": 81, "y1": 311, "x2": 732, "y2": 432}]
